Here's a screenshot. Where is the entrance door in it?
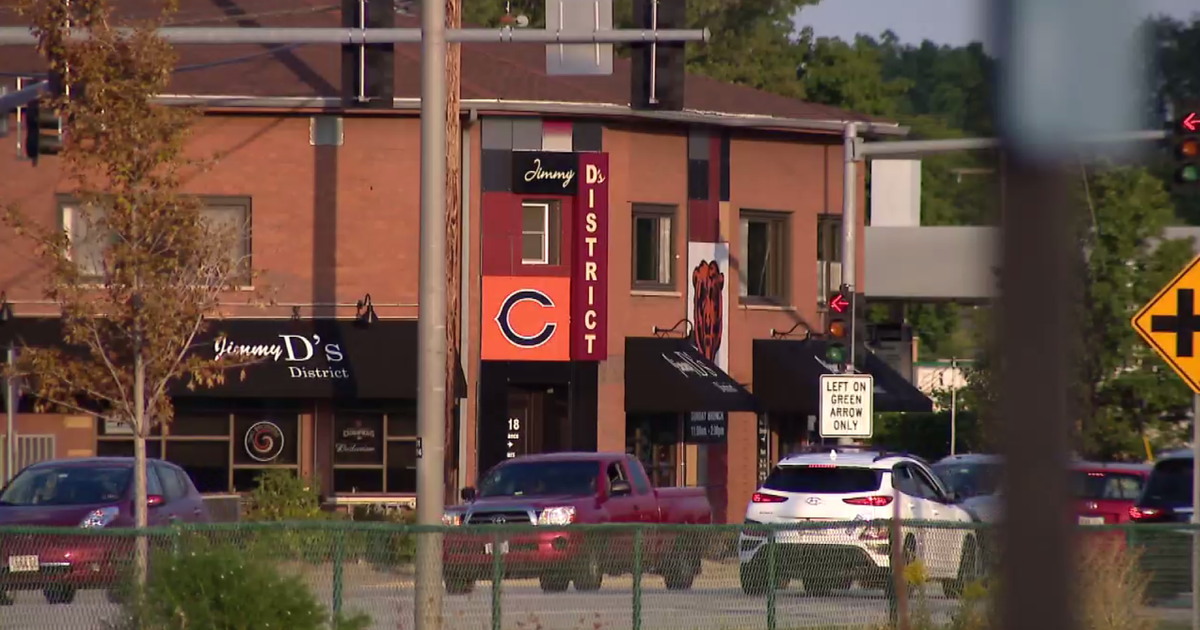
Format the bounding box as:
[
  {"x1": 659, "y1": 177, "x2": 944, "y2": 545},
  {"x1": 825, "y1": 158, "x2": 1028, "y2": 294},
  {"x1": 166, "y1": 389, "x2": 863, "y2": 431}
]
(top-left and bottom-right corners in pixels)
[
  {"x1": 626, "y1": 413, "x2": 679, "y2": 487},
  {"x1": 504, "y1": 384, "x2": 571, "y2": 461}
]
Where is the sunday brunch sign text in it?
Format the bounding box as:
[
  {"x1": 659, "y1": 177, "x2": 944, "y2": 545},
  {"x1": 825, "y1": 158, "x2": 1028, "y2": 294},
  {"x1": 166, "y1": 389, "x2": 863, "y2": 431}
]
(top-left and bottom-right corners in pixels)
[{"x1": 572, "y1": 153, "x2": 609, "y2": 360}]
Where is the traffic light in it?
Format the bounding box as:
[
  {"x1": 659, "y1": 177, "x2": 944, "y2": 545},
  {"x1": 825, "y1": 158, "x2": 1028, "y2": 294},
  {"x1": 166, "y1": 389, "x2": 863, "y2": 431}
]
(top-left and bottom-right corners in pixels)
[
  {"x1": 24, "y1": 97, "x2": 63, "y2": 164},
  {"x1": 825, "y1": 286, "x2": 850, "y2": 366},
  {"x1": 1174, "y1": 105, "x2": 1200, "y2": 188}
]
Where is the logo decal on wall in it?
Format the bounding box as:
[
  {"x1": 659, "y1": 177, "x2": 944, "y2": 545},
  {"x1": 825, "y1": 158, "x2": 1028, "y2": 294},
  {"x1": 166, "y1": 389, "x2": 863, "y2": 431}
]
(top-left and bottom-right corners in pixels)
[
  {"x1": 497, "y1": 289, "x2": 557, "y2": 348},
  {"x1": 245, "y1": 421, "x2": 286, "y2": 463},
  {"x1": 691, "y1": 260, "x2": 726, "y2": 363}
]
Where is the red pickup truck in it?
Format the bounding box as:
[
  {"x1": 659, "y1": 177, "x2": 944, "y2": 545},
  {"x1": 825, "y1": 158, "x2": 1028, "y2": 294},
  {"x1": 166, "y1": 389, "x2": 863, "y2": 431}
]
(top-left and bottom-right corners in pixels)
[{"x1": 442, "y1": 452, "x2": 712, "y2": 594}]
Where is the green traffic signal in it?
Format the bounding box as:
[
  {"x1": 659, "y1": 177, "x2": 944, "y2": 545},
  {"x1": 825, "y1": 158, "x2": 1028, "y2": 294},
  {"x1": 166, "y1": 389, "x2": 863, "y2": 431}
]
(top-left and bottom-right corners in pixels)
[
  {"x1": 825, "y1": 343, "x2": 846, "y2": 364},
  {"x1": 1180, "y1": 164, "x2": 1200, "y2": 184}
]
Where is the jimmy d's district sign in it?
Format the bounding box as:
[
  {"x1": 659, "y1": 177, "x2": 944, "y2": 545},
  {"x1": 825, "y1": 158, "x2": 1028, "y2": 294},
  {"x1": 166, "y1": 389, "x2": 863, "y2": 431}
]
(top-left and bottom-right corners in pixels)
[
  {"x1": 512, "y1": 151, "x2": 579, "y2": 195},
  {"x1": 213, "y1": 333, "x2": 349, "y2": 380}
]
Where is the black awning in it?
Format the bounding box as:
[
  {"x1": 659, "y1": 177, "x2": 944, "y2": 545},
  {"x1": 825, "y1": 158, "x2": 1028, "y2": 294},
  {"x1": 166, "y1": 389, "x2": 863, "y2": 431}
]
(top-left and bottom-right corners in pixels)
[
  {"x1": 752, "y1": 339, "x2": 933, "y2": 414},
  {"x1": 0, "y1": 317, "x2": 466, "y2": 401},
  {"x1": 625, "y1": 337, "x2": 758, "y2": 413}
]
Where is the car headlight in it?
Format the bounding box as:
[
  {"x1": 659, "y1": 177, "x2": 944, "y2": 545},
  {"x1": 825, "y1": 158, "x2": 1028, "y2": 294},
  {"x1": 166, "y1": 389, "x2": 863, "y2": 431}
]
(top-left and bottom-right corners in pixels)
[
  {"x1": 442, "y1": 512, "x2": 462, "y2": 526},
  {"x1": 538, "y1": 506, "x2": 576, "y2": 526},
  {"x1": 80, "y1": 506, "x2": 120, "y2": 529}
]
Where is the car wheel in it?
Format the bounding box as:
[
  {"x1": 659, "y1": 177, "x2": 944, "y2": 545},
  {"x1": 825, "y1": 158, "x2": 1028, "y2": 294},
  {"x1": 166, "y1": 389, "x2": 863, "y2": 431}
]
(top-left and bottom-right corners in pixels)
[
  {"x1": 539, "y1": 573, "x2": 570, "y2": 593},
  {"x1": 739, "y1": 561, "x2": 769, "y2": 596},
  {"x1": 573, "y1": 547, "x2": 603, "y2": 592},
  {"x1": 944, "y1": 536, "x2": 980, "y2": 599},
  {"x1": 44, "y1": 586, "x2": 76, "y2": 605},
  {"x1": 663, "y1": 554, "x2": 700, "y2": 591},
  {"x1": 445, "y1": 576, "x2": 475, "y2": 595},
  {"x1": 802, "y1": 576, "x2": 842, "y2": 596}
]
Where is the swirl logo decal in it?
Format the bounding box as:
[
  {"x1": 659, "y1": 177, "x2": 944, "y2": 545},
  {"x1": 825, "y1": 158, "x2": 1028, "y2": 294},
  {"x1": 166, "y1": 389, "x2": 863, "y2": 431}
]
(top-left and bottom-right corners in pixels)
[{"x1": 245, "y1": 421, "x2": 286, "y2": 463}]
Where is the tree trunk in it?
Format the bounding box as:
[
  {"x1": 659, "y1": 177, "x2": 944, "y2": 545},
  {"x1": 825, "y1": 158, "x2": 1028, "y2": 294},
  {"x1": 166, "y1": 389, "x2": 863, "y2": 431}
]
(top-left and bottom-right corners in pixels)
[
  {"x1": 133, "y1": 355, "x2": 148, "y2": 587},
  {"x1": 444, "y1": 0, "x2": 463, "y2": 505}
]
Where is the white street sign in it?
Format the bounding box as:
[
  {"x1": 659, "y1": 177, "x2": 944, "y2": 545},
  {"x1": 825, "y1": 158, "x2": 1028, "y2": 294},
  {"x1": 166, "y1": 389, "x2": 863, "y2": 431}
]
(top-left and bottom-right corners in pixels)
[{"x1": 819, "y1": 374, "x2": 874, "y2": 438}]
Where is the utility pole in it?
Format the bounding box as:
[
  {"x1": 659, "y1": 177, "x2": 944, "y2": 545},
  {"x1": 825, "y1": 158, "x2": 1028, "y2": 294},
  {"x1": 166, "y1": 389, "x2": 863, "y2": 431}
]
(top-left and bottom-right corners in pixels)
[
  {"x1": 442, "y1": 0, "x2": 462, "y2": 506},
  {"x1": 415, "y1": 1, "x2": 448, "y2": 630},
  {"x1": 839, "y1": 122, "x2": 859, "y2": 446},
  {"x1": 5, "y1": 343, "x2": 15, "y2": 485},
  {"x1": 949, "y1": 357, "x2": 958, "y2": 456}
]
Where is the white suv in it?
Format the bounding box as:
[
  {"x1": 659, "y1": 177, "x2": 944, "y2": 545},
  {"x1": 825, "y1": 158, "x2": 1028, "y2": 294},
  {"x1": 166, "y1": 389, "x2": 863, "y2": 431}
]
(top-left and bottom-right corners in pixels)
[{"x1": 738, "y1": 448, "x2": 983, "y2": 598}]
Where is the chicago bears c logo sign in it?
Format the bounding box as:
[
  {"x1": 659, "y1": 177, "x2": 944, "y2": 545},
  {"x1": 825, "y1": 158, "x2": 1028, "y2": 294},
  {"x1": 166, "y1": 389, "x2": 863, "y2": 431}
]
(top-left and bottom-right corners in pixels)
[{"x1": 496, "y1": 289, "x2": 557, "y2": 348}]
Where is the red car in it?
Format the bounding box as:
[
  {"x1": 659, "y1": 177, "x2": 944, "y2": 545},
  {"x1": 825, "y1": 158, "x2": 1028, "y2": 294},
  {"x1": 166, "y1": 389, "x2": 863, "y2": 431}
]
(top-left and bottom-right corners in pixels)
[
  {"x1": 1073, "y1": 461, "x2": 1151, "y2": 525},
  {"x1": 442, "y1": 452, "x2": 712, "y2": 594},
  {"x1": 0, "y1": 457, "x2": 210, "y2": 605}
]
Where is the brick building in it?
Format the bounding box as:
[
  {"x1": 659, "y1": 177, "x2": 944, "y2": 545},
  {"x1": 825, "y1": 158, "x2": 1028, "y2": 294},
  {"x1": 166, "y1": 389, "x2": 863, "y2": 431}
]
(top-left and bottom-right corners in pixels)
[{"x1": 0, "y1": 0, "x2": 929, "y2": 521}]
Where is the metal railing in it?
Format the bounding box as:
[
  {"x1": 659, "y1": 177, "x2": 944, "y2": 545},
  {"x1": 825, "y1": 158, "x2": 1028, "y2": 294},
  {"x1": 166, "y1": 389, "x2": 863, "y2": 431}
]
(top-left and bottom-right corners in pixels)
[{"x1": 0, "y1": 520, "x2": 1186, "y2": 630}]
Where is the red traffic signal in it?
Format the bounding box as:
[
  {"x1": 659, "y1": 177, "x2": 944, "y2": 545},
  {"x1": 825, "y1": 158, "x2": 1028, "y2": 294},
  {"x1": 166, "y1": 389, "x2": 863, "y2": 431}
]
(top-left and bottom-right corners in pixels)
[{"x1": 829, "y1": 292, "x2": 849, "y2": 314}]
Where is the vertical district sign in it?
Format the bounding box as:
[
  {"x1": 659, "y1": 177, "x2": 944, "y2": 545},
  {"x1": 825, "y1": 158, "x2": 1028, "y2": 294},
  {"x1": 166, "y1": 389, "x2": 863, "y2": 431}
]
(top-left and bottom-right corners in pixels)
[{"x1": 571, "y1": 153, "x2": 609, "y2": 360}]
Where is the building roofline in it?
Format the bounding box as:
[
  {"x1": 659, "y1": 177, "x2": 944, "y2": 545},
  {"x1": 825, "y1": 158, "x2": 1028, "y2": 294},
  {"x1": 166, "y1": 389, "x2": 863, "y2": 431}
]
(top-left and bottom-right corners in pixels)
[{"x1": 157, "y1": 94, "x2": 910, "y2": 138}]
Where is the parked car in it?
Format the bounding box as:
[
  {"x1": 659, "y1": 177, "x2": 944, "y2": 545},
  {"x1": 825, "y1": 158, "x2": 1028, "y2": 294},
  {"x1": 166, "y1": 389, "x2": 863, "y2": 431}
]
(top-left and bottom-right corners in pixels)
[
  {"x1": 1072, "y1": 461, "x2": 1150, "y2": 525},
  {"x1": 442, "y1": 452, "x2": 712, "y2": 594},
  {"x1": 0, "y1": 457, "x2": 210, "y2": 605},
  {"x1": 932, "y1": 454, "x2": 1004, "y2": 524},
  {"x1": 1127, "y1": 449, "x2": 1193, "y2": 602},
  {"x1": 739, "y1": 447, "x2": 983, "y2": 599}
]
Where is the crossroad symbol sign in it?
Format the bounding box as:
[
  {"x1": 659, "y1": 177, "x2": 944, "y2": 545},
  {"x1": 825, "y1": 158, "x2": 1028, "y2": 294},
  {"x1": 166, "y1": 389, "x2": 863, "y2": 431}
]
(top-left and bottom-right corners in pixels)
[{"x1": 1132, "y1": 255, "x2": 1200, "y2": 392}]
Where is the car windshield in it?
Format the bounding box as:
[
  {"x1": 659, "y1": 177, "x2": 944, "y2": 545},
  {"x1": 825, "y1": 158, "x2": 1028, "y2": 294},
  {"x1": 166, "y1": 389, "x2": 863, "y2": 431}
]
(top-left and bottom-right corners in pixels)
[
  {"x1": 1073, "y1": 471, "x2": 1144, "y2": 501},
  {"x1": 1141, "y1": 458, "x2": 1192, "y2": 507},
  {"x1": 0, "y1": 465, "x2": 132, "y2": 507},
  {"x1": 477, "y1": 461, "x2": 598, "y2": 498},
  {"x1": 932, "y1": 462, "x2": 1003, "y2": 499},
  {"x1": 763, "y1": 465, "x2": 882, "y2": 494}
]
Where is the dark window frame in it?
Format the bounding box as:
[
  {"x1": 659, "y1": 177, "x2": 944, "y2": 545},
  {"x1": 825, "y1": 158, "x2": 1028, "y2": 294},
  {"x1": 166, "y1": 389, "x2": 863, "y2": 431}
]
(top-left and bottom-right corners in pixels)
[
  {"x1": 816, "y1": 214, "x2": 843, "y2": 309},
  {"x1": 631, "y1": 203, "x2": 677, "y2": 291},
  {"x1": 739, "y1": 210, "x2": 791, "y2": 305},
  {"x1": 331, "y1": 410, "x2": 420, "y2": 496}
]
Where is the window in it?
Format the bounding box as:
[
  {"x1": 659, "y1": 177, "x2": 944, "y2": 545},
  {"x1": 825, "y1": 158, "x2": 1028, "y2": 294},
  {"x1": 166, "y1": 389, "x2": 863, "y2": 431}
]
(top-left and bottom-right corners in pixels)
[
  {"x1": 816, "y1": 215, "x2": 843, "y2": 307},
  {"x1": 521, "y1": 201, "x2": 562, "y2": 265},
  {"x1": 764, "y1": 465, "x2": 883, "y2": 494},
  {"x1": 739, "y1": 211, "x2": 789, "y2": 302},
  {"x1": 60, "y1": 196, "x2": 252, "y2": 283},
  {"x1": 632, "y1": 204, "x2": 675, "y2": 289},
  {"x1": 333, "y1": 408, "x2": 419, "y2": 495},
  {"x1": 157, "y1": 463, "x2": 187, "y2": 501}
]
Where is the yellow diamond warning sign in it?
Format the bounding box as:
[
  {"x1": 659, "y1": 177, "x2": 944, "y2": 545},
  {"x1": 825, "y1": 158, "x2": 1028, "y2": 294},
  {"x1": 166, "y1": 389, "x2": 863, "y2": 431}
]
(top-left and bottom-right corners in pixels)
[{"x1": 1132, "y1": 255, "x2": 1200, "y2": 393}]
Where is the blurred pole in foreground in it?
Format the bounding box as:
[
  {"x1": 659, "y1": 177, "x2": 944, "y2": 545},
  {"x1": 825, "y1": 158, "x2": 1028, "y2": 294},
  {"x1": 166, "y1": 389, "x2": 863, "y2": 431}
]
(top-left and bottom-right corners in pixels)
[
  {"x1": 1193, "y1": 393, "x2": 1199, "y2": 630},
  {"x1": 991, "y1": 0, "x2": 1141, "y2": 628}
]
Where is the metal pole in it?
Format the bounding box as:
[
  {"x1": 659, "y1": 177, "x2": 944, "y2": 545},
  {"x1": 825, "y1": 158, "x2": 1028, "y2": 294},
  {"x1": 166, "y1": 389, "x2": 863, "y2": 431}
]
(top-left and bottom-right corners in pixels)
[
  {"x1": 0, "y1": 26, "x2": 710, "y2": 45},
  {"x1": 5, "y1": 343, "x2": 15, "y2": 485},
  {"x1": 950, "y1": 358, "x2": 958, "y2": 456},
  {"x1": 1192, "y1": 392, "x2": 1199, "y2": 630},
  {"x1": 0, "y1": 80, "x2": 47, "y2": 113},
  {"x1": 839, "y1": 122, "x2": 858, "y2": 447},
  {"x1": 415, "y1": 0, "x2": 447, "y2": 627}
]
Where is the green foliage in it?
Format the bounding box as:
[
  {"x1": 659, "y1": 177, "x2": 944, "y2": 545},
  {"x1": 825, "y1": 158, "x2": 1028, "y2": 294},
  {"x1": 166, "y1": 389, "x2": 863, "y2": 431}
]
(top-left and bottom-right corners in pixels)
[
  {"x1": 244, "y1": 469, "x2": 328, "y2": 522},
  {"x1": 1074, "y1": 166, "x2": 1194, "y2": 458},
  {"x1": 345, "y1": 505, "x2": 418, "y2": 571},
  {"x1": 109, "y1": 534, "x2": 370, "y2": 630},
  {"x1": 870, "y1": 410, "x2": 991, "y2": 461}
]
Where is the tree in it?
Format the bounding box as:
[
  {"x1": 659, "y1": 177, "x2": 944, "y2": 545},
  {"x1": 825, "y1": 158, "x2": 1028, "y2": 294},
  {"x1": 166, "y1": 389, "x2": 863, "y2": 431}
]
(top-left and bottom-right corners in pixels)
[
  {"x1": 445, "y1": 0, "x2": 464, "y2": 500},
  {"x1": 4, "y1": 0, "x2": 252, "y2": 580},
  {"x1": 962, "y1": 166, "x2": 1194, "y2": 460}
]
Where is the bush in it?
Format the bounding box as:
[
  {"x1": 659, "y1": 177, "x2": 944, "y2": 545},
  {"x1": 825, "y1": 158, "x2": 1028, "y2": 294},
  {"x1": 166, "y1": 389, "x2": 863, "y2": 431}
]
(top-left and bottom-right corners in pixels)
[
  {"x1": 345, "y1": 504, "x2": 417, "y2": 571},
  {"x1": 108, "y1": 534, "x2": 371, "y2": 630},
  {"x1": 243, "y1": 470, "x2": 342, "y2": 563}
]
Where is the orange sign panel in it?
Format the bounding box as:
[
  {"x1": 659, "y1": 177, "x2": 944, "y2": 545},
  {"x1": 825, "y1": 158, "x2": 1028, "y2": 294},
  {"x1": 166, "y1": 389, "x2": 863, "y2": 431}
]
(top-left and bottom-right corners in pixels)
[
  {"x1": 482, "y1": 276, "x2": 572, "y2": 361},
  {"x1": 1132, "y1": 255, "x2": 1200, "y2": 392}
]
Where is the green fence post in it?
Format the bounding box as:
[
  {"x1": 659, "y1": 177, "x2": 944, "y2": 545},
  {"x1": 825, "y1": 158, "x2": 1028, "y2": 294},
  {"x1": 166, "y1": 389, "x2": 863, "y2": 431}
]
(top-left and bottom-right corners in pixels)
[
  {"x1": 332, "y1": 526, "x2": 345, "y2": 618},
  {"x1": 492, "y1": 531, "x2": 503, "y2": 630},
  {"x1": 767, "y1": 528, "x2": 777, "y2": 630},
  {"x1": 633, "y1": 527, "x2": 644, "y2": 630}
]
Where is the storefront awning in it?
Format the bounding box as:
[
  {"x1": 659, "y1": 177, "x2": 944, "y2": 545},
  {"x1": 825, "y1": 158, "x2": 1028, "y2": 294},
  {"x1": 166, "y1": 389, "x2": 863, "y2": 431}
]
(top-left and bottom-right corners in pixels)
[
  {"x1": 625, "y1": 337, "x2": 758, "y2": 413},
  {"x1": 0, "y1": 317, "x2": 465, "y2": 401},
  {"x1": 752, "y1": 339, "x2": 933, "y2": 414}
]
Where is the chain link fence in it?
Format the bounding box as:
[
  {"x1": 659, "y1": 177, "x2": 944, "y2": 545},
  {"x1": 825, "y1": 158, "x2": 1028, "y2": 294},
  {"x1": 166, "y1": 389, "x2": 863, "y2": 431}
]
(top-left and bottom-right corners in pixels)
[{"x1": 0, "y1": 521, "x2": 1191, "y2": 629}]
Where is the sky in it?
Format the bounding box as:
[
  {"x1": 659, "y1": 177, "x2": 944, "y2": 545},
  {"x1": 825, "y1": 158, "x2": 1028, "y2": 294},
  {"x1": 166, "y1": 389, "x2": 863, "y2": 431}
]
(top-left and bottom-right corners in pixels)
[{"x1": 796, "y1": 0, "x2": 1199, "y2": 48}]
